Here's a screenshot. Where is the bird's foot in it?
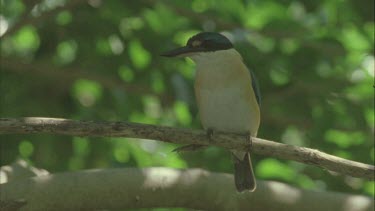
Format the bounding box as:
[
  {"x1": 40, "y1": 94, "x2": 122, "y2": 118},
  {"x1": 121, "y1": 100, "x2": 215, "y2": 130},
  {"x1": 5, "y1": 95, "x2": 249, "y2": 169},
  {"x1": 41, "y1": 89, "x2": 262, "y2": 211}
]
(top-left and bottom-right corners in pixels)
[
  {"x1": 246, "y1": 132, "x2": 253, "y2": 152},
  {"x1": 172, "y1": 128, "x2": 214, "y2": 153},
  {"x1": 207, "y1": 128, "x2": 214, "y2": 142}
]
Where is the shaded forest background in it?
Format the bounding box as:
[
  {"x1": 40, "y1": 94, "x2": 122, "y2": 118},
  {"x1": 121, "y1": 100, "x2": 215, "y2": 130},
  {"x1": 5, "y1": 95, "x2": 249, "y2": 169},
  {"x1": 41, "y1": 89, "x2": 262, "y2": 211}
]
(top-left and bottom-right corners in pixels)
[{"x1": 1, "y1": 0, "x2": 374, "y2": 199}]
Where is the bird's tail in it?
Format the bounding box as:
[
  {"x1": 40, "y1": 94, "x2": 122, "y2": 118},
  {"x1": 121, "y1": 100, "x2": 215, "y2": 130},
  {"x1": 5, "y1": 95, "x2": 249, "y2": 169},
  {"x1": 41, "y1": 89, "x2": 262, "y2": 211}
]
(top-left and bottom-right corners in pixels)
[{"x1": 232, "y1": 151, "x2": 256, "y2": 192}]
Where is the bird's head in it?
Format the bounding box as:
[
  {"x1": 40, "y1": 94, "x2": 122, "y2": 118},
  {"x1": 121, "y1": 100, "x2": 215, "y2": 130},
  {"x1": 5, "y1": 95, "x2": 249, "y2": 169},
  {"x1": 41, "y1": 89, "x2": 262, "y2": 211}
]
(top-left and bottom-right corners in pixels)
[{"x1": 161, "y1": 32, "x2": 234, "y2": 61}]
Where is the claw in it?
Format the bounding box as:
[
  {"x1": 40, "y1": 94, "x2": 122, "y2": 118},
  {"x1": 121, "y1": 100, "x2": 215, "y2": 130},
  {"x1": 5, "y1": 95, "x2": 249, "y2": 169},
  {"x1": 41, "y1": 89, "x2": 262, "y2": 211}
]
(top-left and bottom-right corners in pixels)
[
  {"x1": 207, "y1": 128, "x2": 214, "y2": 142},
  {"x1": 246, "y1": 132, "x2": 253, "y2": 152}
]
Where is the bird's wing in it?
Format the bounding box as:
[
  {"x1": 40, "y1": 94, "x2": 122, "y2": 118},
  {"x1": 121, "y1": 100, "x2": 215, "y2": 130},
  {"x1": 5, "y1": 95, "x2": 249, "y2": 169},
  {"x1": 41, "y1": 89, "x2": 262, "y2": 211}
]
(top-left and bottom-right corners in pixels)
[{"x1": 249, "y1": 69, "x2": 261, "y2": 107}]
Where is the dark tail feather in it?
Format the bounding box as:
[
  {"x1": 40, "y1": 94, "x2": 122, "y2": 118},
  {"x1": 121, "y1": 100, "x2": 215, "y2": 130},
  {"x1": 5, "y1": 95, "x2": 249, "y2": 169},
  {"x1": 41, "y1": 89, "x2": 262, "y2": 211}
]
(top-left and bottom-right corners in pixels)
[{"x1": 233, "y1": 152, "x2": 256, "y2": 192}]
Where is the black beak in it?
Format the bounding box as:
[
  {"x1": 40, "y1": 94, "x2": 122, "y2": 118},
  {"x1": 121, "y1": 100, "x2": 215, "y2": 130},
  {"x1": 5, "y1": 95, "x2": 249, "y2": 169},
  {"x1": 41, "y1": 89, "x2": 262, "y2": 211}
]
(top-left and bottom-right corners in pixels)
[{"x1": 161, "y1": 46, "x2": 204, "y2": 57}]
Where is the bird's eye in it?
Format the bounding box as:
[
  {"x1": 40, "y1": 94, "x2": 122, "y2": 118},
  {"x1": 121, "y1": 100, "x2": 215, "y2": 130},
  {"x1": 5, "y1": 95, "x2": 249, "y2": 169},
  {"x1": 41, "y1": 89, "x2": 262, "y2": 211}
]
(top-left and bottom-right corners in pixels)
[{"x1": 191, "y1": 40, "x2": 202, "y2": 48}]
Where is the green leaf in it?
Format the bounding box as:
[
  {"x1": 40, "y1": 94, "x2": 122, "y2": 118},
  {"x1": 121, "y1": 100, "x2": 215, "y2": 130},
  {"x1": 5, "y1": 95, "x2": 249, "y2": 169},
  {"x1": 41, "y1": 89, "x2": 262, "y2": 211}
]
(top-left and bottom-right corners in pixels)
[
  {"x1": 173, "y1": 30, "x2": 201, "y2": 46},
  {"x1": 325, "y1": 130, "x2": 365, "y2": 148},
  {"x1": 151, "y1": 71, "x2": 165, "y2": 93},
  {"x1": 2, "y1": 0, "x2": 25, "y2": 18},
  {"x1": 55, "y1": 40, "x2": 77, "y2": 64},
  {"x1": 112, "y1": 139, "x2": 131, "y2": 163},
  {"x1": 72, "y1": 79, "x2": 103, "y2": 107},
  {"x1": 269, "y1": 66, "x2": 290, "y2": 86},
  {"x1": 340, "y1": 24, "x2": 371, "y2": 52},
  {"x1": 296, "y1": 175, "x2": 316, "y2": 189},
  {"x1": 56, "y1": 11, "x2": 73, "y2": 25},
  {"x1": 118, "y1": 65, "x2": 135, "y2": 82},
  {"x1": 244, "y1": 1, "x2": 287, "y2": 29},
  {"x1": 19, "y1": 140, "x2": 34, "y2": 158},
  {"x1": 119, "y1": 17, "x2": 144, "y2": 38},
  {"x1": 96, "y1": 37, "x2": 112, "y2": 56},
  {"x1": 173, "y1": 101, "x2": 192, "y2": 126},
  {"x1": 143, "y1": 3, "x2": 188, "y2": 35},
  {"x1": 142, "y1": 96, "x2": 162, "y2": 119},
  {"x1": 128, "y1": 40, "x2": 151, "y2": 69},
  {"x1": 280, "y1": 38, "x2": 299, "y2": 54},
  {"x1": 12, "y1": 25, "x2": 40, "y2": 54},
  {"x1": 72, "y1": 137, "x2": 90, "y2": 156},
  {"x1": 364, "y1": 181, "x2": 375, "y2": 196},
  {"x1": 256, "y1": 158, "x2": 295, "y2": 181},
  {"x1": 191, "y1": 0, "x2": 209, "y2": 13},
  {"x1": 281, "y1": 125, "x2": 305, "y2": 146}
]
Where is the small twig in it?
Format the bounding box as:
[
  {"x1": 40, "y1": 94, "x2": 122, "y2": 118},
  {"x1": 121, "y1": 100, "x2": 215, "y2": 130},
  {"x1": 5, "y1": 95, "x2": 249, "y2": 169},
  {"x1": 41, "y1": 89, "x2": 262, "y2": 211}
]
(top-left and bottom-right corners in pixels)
[{"x1": 0, "y1": 117, "x2": 374, "y2": 180}]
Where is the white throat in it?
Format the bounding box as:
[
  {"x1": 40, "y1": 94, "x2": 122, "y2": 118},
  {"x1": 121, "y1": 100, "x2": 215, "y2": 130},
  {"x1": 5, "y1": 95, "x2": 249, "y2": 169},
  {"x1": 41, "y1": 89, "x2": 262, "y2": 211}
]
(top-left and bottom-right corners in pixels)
[
  {"x1": 189, "y1": 48, "x2": 242, "y2": 66},
  {"x1": 189, "y1": 48, "x2": 244, "y2": 81}
]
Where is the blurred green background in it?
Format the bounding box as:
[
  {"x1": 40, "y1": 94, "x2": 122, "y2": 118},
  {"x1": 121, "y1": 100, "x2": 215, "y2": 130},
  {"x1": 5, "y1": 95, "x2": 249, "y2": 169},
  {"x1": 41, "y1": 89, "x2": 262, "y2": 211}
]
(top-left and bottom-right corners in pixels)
[{"x1": 0, "y1": 0, "x2": 374, "y2": 198}]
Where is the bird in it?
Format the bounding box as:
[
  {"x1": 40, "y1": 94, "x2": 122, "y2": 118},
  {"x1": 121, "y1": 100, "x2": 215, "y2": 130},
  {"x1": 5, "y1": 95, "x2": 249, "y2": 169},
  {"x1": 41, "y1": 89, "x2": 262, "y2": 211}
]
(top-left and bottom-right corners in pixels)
[{"x1": 161, "y1": 32, "x2": 261, "y2": 192}]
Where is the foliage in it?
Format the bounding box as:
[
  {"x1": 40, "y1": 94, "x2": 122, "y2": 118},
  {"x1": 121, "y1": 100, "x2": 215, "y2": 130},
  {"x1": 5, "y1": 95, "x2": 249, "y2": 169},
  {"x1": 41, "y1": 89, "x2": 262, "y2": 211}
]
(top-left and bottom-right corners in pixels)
[{"x1": 1, "y1": 0, "x2": 374, "y2": 199}]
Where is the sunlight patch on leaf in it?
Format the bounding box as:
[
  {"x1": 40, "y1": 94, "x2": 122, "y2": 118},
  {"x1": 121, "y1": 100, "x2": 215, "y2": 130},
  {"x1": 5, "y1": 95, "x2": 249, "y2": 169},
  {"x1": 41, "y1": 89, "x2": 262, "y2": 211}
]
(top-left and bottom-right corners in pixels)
[
  {"x1": 128, "y1": 40, "x2": 151, "y2": 69},
  {"x1": 68, "y1": 157, "x2": 84, "y2": 170},
  {"x1": 332, "y1": 150, "x2": 352, "y2": 160},
  {"x1": 173, "y1": 30, "x2": 201, "y2": 46},
  {"x1": 72, "y1": 79, "x2": 103, "y2": 107},
  {"x1": 281, "y1": 126, "x2": 305, "y2": 146},
  {"x1": 143, "y1": 3, "x2": 188, "y2": 35},
  {"x1": 56, "y1": 10, "x2": 72, "y2": 25},
  {"x1": 73, "y1": 137, "x2": 90, "y2": 156},
  {"x1": 118, "y1": 65, "x2": 134, "y2": 82},
  {"x1": 128, "y1": 140, "x2": 153, "y2": 167},
  {"x1": 280, "y1": 38, "x2": 299, "y2": 54},
  {"x1": 325, "y1": 129, "x2": 365, "y2": 148},
  {"x1": 112, "y1": 139, "x2": 131, "y2": 163},
  {"x1": 340, "y1": 24, "x2": 371, "y2": 52},
  {"x1": 108, "y1": 34, "x2": 124, "y2": 55},
  {"x1": 55, "y1": 40, "x2": 77, "y2": 64},
  {"x1": 192, "y1": 0, "x2": 209, "y2": 13},
  {"x1": 119, "y1": 17, "x2": 144, "y2": 38},
  {"x1": 96, "y1": 37, "x2": 112, "y2": 56},
  {"x1": 142, "y1": 95, "x2": 162, "y2": 119},
  {"x1": 19, "y1": 140, "x2": 34, "y2": 158},
  {"x1": 269, "y1": 66, "x2": 290, "y2": 86},
  {"x1": 244, "y1": 1, "x2": 287, "y2": 29},
  {"x1": 173, "y1": 101, "x2": 192, "y2": 126},
  {"x1": 363, "y1": 181, "x2": 375, "y2": 196},
  {"x1": 151, "y1": 71, "x2": 166, "y2": 94},
  {"x1": 364, "y1": 107, "x2": 375, "y2": 129},
  {"x1": 129, "y1": 111, "x2": 157, "y2": 124},
  {"x1": 12, "y1": 25, "x2": 40, "y2": 54},
  {"x1": 296, "y1": 174, "x2": 315, "y2": 189},
  {"x1": 256, "y1": 158, "x2": 295, "y2": 181}
]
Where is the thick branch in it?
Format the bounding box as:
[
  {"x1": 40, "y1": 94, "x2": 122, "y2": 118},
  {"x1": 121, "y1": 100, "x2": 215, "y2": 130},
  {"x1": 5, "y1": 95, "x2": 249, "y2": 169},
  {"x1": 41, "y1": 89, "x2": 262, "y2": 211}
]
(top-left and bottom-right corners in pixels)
[
  {"x1": 0, "y1": 117, "x2": 374, "y2": 180},
  {"x1": 0, "y1": 167, "x2": 373, "y2": 211}
]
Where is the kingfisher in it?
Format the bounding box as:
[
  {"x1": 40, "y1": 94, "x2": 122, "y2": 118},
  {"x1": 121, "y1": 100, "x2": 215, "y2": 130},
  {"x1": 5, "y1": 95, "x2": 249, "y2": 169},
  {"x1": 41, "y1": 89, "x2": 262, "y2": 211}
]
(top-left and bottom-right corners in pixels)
[{"x1": 162, "y1": 32, "x2": 261, "y2": 192}]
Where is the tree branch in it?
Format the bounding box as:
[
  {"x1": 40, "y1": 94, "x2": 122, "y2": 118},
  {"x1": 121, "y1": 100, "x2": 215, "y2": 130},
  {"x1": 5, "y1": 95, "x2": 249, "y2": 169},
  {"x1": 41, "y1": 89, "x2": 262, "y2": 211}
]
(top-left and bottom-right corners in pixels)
[
  {"x1": 0, "y1": 167, "x2": 373, "y2": 211},
  {"x1": 0, "y1": 117, "x2": 374, "y2": 180}
]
